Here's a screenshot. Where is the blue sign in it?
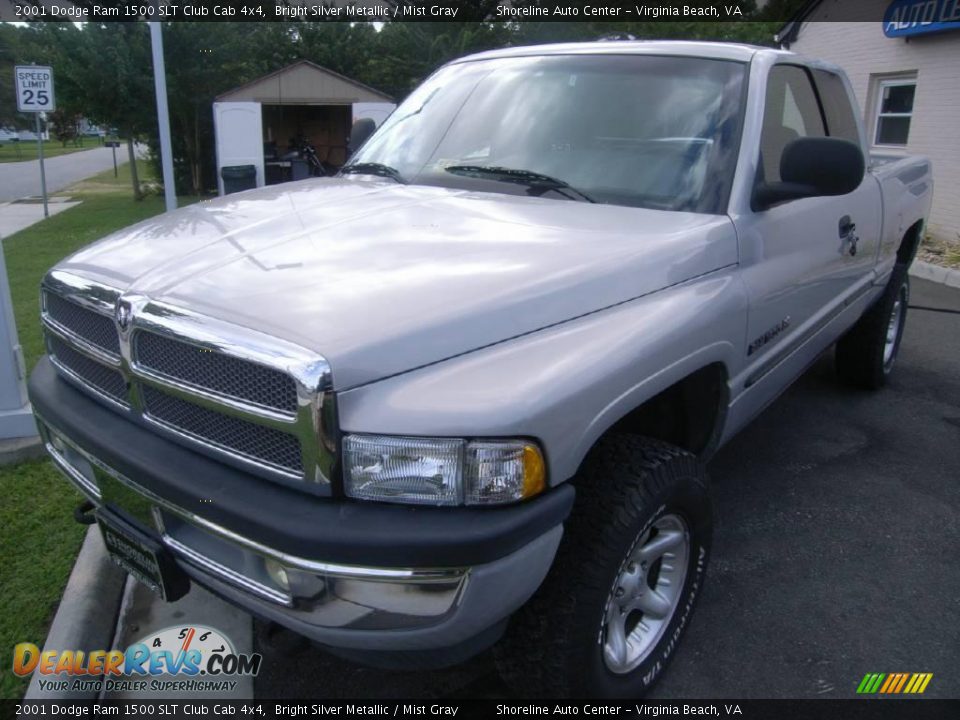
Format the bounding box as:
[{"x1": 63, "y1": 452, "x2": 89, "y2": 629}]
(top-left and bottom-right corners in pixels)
[{"x1": 884, "y1": 0, "x2": 960, "y2": 37}]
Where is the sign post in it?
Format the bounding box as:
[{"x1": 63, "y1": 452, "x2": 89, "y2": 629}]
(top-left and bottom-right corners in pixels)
[
  {"x1": 35, "y1": 112, "x2": 48, "y2": 218},
  {"x1": 14, "y1": 65, "x2": 56, "y2": 218},
  {"x1": 106, "y1": 140, "x2": 120, "y2": 177}
]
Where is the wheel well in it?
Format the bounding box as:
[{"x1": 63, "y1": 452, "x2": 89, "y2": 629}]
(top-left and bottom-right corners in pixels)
[
  {"x1": 605, "y1": 363, "x2": 728, "y2": 459},
  {"x1": 897, "y1": 220, "x2": 924, "y2": 266}
]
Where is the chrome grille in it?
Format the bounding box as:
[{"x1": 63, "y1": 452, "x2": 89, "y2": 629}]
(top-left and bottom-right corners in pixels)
[
  {"x1": 47, "y1": 334, "x2": 128, "y2": 405},
  {"x1": 40, "y1": 269, "x2": 335, "y2": 489},
  {"x1": 43, "y1": 292, "x2": 120, "y2": 356},
  {"x1": 141, "y1": 385, "x2": 303, "y2": 475},
  {"x1": 133, "y1": 331, "x2": 298, "y2": 414}
]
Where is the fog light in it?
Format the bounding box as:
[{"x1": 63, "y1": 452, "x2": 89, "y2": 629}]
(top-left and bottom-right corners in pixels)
[
  {"x1": 50, "y1": 433, "x2": 67, "y2": 455},
  {"x1": 264, "y1": 558, "x2": 290, "y2": 592}
]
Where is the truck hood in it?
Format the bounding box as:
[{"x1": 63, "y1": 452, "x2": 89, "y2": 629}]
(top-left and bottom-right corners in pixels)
[{"x1": 60, "y1": 178, "x2": 737, "y2": 389}]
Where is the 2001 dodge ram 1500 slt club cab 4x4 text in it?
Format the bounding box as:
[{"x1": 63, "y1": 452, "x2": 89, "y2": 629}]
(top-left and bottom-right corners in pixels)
[{"x1": 29, "y1": 41, "x2": 933, "y2": 697}]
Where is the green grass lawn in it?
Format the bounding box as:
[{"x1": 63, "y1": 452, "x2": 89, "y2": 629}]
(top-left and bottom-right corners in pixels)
[
  {"x1": 0, "y1": 139, "x2": 108, "y2": 163},
  {"x1": 0, "y1": 160, "x2": 179, "y2": 699},
  {"x1": 0, "y1": 463, "x2": 86, "y2": 699}
]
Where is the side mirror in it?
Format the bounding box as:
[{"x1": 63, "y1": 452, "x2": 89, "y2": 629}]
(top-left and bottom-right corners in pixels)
[
  {"x1": 348, "y1": 118, "x2": 377, "y2": 157},
  {"x1": 753, "y1": 137, "x2": 864, "y2": 211}
]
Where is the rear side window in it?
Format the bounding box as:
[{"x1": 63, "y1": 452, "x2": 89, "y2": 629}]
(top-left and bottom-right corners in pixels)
[
  {"x1": 759, "y1": 65, "x2": 826, "y2": 183},
  {"x1": 812, "y1": 69, "x2": 861, "y2": 144}
]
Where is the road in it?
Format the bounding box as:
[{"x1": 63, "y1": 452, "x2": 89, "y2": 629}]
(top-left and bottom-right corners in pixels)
[
  {"x1": 0, "y1": 146, "x2": 124, "y2": 203},
  {"x1": 254, "y1": 277, "x2": 960, "y2": 699}
]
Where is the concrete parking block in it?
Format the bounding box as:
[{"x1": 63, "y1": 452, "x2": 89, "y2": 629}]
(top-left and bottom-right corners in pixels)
[
  {"x1": 101, "y1": 577, "x2": 255, "y2": 700},
  {"x1": 0, "y1": 434, "x2": 44, "y2": 466},
  {"x1": 24, "y1": 526, "x2": 127, "y2": 701}
]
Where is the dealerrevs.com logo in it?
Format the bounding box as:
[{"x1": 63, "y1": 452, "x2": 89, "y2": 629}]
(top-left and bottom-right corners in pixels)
[{"x1": 12, "y1": 625, "x2": 261, "y2": 694}]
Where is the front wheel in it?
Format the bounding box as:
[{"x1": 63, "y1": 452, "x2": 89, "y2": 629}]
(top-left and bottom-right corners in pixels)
[
  {"x1": 836, "y1": 265, "x2": 910, "y2": 390},
  {"x1": 494, "y1": 435, "x2": 712, "y2": 698}
]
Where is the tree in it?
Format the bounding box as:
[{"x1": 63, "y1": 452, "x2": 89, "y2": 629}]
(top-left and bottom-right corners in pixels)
[
  {"x1": 49, "y1": 110, "x2": 82, "y2": 147},
  {"x1": 26, "y1": 22, "x2": 156, "y2": 199},
  {"x1": 0, "y1": 23, "x2": 52, "y2": 130}
]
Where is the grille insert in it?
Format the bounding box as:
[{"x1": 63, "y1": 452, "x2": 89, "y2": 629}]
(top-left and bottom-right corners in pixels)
[
  {"x1": 44, "y1": 292, "x2": 120, "y2": 356},
  {"x1": 134, "y1": 331, "x2": 298, "y2": 414},
  {"x1": 141, "y1": 385, "x2": 303, "y2": 475},
  {"x1": 47, "y1": 334, "x2": 127, "y2": 404}
]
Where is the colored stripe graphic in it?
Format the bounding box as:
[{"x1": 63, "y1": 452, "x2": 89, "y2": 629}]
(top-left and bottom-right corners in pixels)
[
  {"x1": 893, "y1": 673, "x2": 910, "y2": 693},
  {"x1": 857, "y1": 673, "x2": 885, "y2": 693},
  {"x1": 858, "y1": 672, "x2": 933, "y2": 694},
  {"x1": 878, "y1": 674, "x2": 895, "y2": 693}
]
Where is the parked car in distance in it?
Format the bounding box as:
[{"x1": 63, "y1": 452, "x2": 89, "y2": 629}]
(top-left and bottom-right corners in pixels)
[{"x1": 29, "y1": 41, "x2": 932, "y2": 697}]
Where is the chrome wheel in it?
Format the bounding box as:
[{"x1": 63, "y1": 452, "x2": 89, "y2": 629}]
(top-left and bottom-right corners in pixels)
[
  {"x1": 602, "y1": 514, "x2": 689, "y2": 675},
  {"x1": 883, "y1": 285, "x2": 906, "y2": 369}
]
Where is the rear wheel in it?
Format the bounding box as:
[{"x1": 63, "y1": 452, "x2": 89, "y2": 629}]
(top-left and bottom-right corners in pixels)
[
  {"x1": 836, "y1": 265, "x2": 910, "y2": 390},
  {"x1": 494, "y1": 435, "x2": 712, "y2": 698}
]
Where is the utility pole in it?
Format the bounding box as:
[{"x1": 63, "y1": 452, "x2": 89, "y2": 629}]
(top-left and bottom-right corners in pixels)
[
  {"x1": 149, "y1": 22, "x2": 177, "y2": 212},
  {"x1": 0, "y1": 240, "x2": 36, "y2": 443},
  {"x1": 2, "y1": 64, "x2": 56, "y2": 445}
]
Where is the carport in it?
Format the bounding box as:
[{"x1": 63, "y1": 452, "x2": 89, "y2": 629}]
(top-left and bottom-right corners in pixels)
[{"x1": 213, "y1": 60, "x2": 394, "y2": 195}]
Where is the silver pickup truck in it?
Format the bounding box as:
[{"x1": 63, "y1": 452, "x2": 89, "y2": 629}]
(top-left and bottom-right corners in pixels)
[{"x1": 30, "y1": 41, "x2": 932, "y2": 697}]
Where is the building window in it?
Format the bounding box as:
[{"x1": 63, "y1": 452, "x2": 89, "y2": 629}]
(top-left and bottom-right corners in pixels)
[{"x1": 873, "y1": 78, "x2": 916, "y2": 147}]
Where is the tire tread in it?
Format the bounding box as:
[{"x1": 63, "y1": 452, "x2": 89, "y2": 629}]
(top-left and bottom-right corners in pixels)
[{"x1": 494, "y1": 434, "x2": 707, "y2": 697}]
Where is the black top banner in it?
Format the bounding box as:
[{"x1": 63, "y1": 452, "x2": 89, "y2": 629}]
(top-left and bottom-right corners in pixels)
[
  {"x1": 2, "y1": 0, "x2": 949, "y2": 23},
  {"x1": 3, "y1": 699, "x2": 960, "y2": 720}
]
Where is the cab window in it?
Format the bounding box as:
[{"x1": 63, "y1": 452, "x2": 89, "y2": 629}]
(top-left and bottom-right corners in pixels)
[
  {"x1": 812, "y1": 69, "x2": 861, "y2": 145},
  {"x1": 759, "y1": 65, "x2": 826, "y2": 183}
]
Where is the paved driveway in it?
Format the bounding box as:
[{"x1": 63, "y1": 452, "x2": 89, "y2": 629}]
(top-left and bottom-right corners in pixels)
[
  {"x1": 254, "y1": 277, "x2": 960, "y2": 699},
  {"x1": 0, "y1": 146, "x2": 124, "y2": 203}
]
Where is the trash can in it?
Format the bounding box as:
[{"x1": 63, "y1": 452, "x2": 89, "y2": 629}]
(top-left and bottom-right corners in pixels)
[
  {"x1": 290, "y1": 159, "x2": 310, "y2": 181},
  {"x1": 220, "y1": 164, "x2": 257, "y2": 195}
]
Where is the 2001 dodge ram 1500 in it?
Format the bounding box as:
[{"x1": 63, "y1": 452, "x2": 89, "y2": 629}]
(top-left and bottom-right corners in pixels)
[{"x1": 30, "y1": 41, "x2": 932, "y2": 697}]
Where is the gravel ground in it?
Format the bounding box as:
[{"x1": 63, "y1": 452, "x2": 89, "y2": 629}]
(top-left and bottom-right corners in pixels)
[{"x1": 255, "y1": 278, "x2": 960, "y2": 700}]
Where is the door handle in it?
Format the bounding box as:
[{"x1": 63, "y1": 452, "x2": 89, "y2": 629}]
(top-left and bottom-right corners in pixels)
[{"x1": 839, "y1": 216, "x2": 858, "y2": 256}]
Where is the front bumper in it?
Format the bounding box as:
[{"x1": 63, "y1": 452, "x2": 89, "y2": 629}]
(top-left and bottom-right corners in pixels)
[{"x1": 29, "y1": 357, "x2": 573, "y2": 651}]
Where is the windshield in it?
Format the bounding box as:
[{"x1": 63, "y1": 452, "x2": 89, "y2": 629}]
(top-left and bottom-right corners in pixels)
[{"x1": 346, "y1": 54, "x2": 746, "y2": 214}]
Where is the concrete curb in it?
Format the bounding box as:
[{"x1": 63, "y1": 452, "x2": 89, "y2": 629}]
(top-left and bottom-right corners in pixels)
[
  {"x1": 909, "y1": 260, "x2": 960, "y2": 289},
  {"x1": 21, "y1": 523, "x2": 255, "y2": 702},
  {"x1": 0, "y1": 434, "x2": 44, "y2": 466},
  {"x1": 24, "y1": 525, "x2": 127, "y2": 701}
]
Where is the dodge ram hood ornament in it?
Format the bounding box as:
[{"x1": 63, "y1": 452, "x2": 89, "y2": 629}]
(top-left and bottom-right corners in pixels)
[{"x1": 115, "y1": 299, "x2": 132, "y2": 331}]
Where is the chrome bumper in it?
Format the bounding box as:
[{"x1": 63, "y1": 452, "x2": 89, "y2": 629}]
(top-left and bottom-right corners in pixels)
[
  {"x1": 38, "y1": 415, "x2": 465, "y2": 626},
  {"x1": 37, "y1": 415, "x2": 563, "y2": 650}
]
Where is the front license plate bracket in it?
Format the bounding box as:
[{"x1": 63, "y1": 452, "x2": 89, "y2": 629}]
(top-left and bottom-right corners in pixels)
[{"x1": 96, "y1": 505, "x2": 189, "y2": 602}]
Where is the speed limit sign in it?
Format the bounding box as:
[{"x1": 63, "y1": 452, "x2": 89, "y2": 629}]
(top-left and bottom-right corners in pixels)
[{"x1": 14, "y1": 66, "x2": 55, "y2": 112}]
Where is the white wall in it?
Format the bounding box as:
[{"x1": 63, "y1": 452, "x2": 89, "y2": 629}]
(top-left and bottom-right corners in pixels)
[{"x1": 788, "y1": 20, "x2": 960, "y2": 243}]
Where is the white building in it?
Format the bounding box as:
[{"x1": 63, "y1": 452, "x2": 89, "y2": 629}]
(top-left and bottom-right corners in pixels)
[{"x1": 778, "y1": 1, "x2": 960, "y2": 244}]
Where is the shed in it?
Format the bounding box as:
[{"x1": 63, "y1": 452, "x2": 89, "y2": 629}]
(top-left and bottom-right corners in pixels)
[{"x1": 213, "y1": 60, "x2": 395, "y2": 194}]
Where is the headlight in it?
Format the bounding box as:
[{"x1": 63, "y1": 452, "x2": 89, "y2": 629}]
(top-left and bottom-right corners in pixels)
[{"x1": 343, "y1": 435, "x2": 546, "y2": 506}]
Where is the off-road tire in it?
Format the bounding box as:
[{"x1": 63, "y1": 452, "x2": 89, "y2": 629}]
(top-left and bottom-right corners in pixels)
[
  {"x1": 493, "y1": 434, "x2": 712, "y2": 698},
  {"x1": 835, "y1": 264, "x2": 910, "y2": 390}
]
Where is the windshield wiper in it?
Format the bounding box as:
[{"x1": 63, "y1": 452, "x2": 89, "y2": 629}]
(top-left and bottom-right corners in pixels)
[
  {"x1": 443, "y1": 165, "x2": 596, "y2": 203},
  {"x1": 340, "y1": 162, "x2": 407, "y2": 184}
]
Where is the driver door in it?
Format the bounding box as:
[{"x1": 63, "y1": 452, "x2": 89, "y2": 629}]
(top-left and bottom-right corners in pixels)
[{"x1": 739, "y1": 64, "x2": 881, "y2": 389}]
